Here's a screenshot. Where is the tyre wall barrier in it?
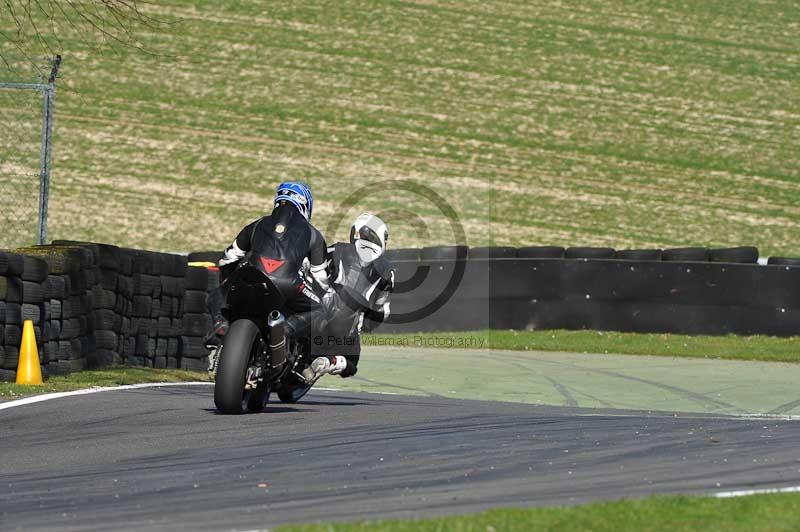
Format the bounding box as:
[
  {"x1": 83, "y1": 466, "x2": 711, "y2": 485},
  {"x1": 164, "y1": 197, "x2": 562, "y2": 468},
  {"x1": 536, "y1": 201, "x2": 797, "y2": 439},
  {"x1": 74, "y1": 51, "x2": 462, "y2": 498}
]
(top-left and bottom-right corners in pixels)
[
  {"x1": 0, "y1": 242, "x2": 221, "y2": 382},
  {"x1": 193, "y1": 244, "x2": 798, "y2": 336},
  {"x1": 2, "y1": 243, "x2": 796, "y2": 381},
  {"x1": 382, "y1": 254, "x2": 800, "y2": 335}
]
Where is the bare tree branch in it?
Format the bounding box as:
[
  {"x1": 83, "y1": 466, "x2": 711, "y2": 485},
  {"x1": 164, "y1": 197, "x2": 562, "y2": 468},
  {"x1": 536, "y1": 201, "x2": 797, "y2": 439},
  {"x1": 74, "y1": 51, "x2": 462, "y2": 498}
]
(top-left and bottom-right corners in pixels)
[
  {"x1": 0, "y1": 0, "x2": 168, "y2": 76},
  {"x1": 4, "y1": 0, "x2": 25, "y2": 39}
]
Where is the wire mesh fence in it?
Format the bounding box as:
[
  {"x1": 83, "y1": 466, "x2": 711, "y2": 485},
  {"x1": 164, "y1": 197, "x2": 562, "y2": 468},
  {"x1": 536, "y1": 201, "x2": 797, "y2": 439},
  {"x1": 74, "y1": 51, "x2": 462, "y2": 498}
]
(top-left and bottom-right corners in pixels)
[
  {"x1": 0, "y1": 57, "x2": 59, "y2": 248},
  {"x1": 0, "y1": 84, "x2": 41, "y2": 248}
]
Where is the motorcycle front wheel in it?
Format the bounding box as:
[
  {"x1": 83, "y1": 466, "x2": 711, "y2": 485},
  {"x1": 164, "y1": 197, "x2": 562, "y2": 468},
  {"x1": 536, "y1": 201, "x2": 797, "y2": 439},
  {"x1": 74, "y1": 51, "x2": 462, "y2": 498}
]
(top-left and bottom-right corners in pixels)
[{"x1": 214, "y1": 318, "x2": 266, "y2": 414}]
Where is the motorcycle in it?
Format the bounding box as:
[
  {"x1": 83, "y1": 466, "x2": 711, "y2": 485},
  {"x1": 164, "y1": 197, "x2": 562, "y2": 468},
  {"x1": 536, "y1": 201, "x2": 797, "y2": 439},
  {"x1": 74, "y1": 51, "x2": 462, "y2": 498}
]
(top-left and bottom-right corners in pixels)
[{"x1": 212, "y1": 254, "x2": 315, "y2": 414}]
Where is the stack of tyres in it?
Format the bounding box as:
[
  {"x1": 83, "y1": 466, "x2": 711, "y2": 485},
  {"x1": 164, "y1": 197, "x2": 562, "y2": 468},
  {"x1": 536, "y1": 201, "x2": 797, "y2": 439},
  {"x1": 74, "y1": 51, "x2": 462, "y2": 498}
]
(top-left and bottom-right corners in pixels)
[
  {"x1": 1, "y1": 249, "x2": 53, "y2": 380},
  {"x1": 124, "y1": 249, "x2": 188, "y2": 369},
  {"x1": 90, "y1": 244, "x2": 124, "y2": 367},
  {"x1": 23, "y1": 254, "x2": 49, "y2": 378},
  {"x1": 54, "y1": 242, "x2": 121, "y2": 368},
  {"x1": 115, "y1": 248, "x2": 136, "y2": 364},
  {"x1": 0, "y1": 242, "x2": 197, "y2": 381},
  {"x1": 60, "y1": 243, "x2": 191, "y2": 370},
  {"x1": 129, "y1": 248, "x2": 157, "y2": 367},
  {"x1": 158, "y1": 253, "x2": 187, "y2": 369},
  {"x1": 0, "y1": 251, "x2": 25, "y2": 381},
  {"x1": 0, "y1": 258, "x2": 7, "y2": 381},
  {"x1": 180, "y1": 265, "x2": 219, "y2": 373},
  {"x1": 50, "y1": 242, "x2": 110, "y2": 369},
  {"x1": 45, "y1": 255, "x2": 73, "y2": 375},
  {"x1": 24, "y1": 246, "x2": 79, "y2": 375},
  {"x1": 44, "y1": 244, "x2": 95, "y2": 374},
  {"x1": 148, "y1": 251, "x2": 166, "y2": 369}
]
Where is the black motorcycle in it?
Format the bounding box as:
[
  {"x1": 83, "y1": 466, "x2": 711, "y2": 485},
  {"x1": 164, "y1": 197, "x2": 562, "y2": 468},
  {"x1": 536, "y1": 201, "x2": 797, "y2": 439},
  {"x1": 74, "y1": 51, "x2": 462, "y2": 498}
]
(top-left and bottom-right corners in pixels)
[{"x1": 213, "y1": 255, "x2": 314, "y2": 414}]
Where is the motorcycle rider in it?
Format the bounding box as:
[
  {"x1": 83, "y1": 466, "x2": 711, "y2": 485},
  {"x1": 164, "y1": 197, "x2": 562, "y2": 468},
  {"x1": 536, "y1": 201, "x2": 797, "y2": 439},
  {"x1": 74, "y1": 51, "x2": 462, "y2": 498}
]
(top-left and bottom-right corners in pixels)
[
  {"x1": 207, "y1": 182, "x2": 331, "y2": 377},
  {"x1": 301, "y1": 212, "x2": 394, "y2": 383}
]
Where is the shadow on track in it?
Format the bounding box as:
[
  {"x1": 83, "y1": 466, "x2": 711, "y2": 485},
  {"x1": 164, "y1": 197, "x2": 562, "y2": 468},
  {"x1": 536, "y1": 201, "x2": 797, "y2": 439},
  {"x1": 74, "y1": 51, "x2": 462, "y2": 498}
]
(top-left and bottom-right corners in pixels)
[{"x1": 203, "y1": 406, "x2": 306, "y2": 414}]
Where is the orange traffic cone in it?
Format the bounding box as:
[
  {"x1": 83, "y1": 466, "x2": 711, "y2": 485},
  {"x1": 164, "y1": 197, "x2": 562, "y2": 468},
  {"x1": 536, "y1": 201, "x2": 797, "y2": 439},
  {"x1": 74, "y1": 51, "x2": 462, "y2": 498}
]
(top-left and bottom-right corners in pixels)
[{"x1": 16, "y1": 320, "x2": 43, "y2": 385}]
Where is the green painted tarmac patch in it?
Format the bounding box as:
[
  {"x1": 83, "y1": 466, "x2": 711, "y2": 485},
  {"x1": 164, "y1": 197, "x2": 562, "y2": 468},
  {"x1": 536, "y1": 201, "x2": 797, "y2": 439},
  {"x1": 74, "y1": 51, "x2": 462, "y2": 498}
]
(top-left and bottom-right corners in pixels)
[{"x1": 318, "y1": 346, "x2": 800, "y2": 416}]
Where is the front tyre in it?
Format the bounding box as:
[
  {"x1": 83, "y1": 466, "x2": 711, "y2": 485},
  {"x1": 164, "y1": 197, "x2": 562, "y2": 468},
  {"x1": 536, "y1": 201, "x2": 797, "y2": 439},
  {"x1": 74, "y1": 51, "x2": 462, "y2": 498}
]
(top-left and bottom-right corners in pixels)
[
  {"x1": 246, "y1": 381, "x2": 270, "y2": 412},
  {"x1": 214, "y1": 318, "x2": 263, "y2": 414}
]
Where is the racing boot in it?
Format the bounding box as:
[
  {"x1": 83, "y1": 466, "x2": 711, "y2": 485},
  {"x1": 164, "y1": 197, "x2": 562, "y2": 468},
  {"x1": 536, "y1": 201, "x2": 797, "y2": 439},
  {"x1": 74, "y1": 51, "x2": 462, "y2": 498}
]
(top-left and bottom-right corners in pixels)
[
  {"x1": 204, "y1": 316, "x2": 229, "y2": 348},
  {"x1": 302, "y1": 355, "x2": 348, "y2": 384},
  {"x1": 205, "y1": 317, "x2": 228, "y2": 381},
  {"x1": 207, "y1": 344, "x2": 221, "y2": 381}
]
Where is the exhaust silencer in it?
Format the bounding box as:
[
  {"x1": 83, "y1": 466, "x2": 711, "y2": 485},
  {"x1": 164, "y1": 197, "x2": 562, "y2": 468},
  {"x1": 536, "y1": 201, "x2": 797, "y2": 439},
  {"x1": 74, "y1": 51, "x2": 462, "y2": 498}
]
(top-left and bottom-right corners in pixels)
[{"x1": 267, "y1": 310, "x2": 287, "y2": 367}]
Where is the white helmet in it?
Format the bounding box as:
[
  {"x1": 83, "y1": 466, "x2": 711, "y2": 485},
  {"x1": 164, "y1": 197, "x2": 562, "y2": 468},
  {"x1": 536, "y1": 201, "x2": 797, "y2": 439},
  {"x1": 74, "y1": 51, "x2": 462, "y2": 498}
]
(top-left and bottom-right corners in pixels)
[{"x1": 350, "y1": 213, "x2": 388, "y2": 263}]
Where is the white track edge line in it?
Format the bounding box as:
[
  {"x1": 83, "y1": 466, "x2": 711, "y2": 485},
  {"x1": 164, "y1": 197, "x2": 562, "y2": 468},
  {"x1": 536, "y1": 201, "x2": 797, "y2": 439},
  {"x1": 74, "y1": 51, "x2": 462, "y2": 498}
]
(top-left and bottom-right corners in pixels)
[
  {"x1": 0, "y1": 383, "x2": 401, "y2": 411},
  {"x1": 724, "y1": 413, "x2": 800, "y2": 421},
  {"x1": 0, "y1": 382, "x2": 213, "y2": 411},
  {"x1": 713, "y1": 485, "x2": 800, "y2": 498}
]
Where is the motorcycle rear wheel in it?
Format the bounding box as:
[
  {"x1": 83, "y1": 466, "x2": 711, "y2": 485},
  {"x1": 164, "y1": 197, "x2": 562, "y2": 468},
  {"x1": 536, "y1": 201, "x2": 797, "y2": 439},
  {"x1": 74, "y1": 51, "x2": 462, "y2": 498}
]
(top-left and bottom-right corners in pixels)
[
  {"x1": 214, "y1": 318, "x2": 265, "y2": 414},
  {"x1": 276, "y1": 383, "x2": 312, "y2": 403}
]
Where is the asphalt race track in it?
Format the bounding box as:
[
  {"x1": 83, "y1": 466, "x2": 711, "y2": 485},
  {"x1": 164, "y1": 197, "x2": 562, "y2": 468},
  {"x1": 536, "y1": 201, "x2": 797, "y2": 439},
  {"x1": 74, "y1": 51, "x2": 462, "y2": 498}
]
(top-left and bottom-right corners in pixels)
[{"x1": 2, "y1": 385, "x2": 800, "y2": 531}]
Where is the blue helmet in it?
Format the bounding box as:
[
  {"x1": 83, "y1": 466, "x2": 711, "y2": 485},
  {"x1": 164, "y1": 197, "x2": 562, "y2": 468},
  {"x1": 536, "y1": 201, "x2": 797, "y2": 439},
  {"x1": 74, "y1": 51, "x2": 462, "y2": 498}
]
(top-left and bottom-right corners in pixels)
[{"x1": 274, "y1": 181, "x2": 313, "y2": 221}]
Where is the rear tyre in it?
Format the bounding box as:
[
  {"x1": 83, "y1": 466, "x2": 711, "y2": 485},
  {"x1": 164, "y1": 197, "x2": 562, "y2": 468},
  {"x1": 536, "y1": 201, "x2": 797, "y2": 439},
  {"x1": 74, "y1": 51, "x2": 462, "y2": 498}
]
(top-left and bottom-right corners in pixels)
[
  {"x1": 214, "y1": 318, "x2": 262, "y2": 414},
  {"x1": 277, "y1": 383, "x2": 312, "y2": 404}
]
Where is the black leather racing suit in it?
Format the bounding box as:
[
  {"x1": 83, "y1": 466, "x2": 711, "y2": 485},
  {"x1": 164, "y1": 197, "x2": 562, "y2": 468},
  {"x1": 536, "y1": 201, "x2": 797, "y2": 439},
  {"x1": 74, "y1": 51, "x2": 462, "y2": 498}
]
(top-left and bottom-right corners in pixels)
[
  {"x1": 218, "y1": 204, "x2": 328, "y2": 331},
  {"x1": 311, "y1": 242, "x2": 394, "y2": 377}
]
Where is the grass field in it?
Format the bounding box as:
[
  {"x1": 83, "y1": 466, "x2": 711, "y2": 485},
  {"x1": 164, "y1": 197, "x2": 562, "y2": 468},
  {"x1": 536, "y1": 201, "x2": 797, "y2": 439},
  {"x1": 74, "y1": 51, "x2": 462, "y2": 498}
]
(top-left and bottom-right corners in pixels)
[
  {"x1": 277, "y1": 493, "x2": 800, "y2": 532},
  {"x1": 2, "y1": 1, "x2": 800, "y2": 253}
]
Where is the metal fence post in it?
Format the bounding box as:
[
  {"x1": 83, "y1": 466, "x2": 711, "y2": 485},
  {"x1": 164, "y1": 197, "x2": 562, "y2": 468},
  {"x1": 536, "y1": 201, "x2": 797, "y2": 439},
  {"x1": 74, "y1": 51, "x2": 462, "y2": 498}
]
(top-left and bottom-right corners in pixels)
[{"x1": 36, "y1": 55, "x2": 60, "y2": 245}]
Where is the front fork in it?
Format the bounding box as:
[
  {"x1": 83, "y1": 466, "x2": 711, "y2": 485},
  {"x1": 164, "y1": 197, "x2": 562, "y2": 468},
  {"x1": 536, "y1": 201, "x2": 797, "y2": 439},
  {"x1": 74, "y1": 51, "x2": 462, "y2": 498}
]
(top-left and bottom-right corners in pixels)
[
  {"x1": 208, "y1": 345, "x2": 221, "y2": 380},
  {"x1": 244, "y1": 335, "x2": 271, "y2": 390},
  {"x1": 207, "y1": 311, "x2": 287, "y2": 387},
  {"x1": 207, "y1": 343, "x2": 259, "y2": 386}
]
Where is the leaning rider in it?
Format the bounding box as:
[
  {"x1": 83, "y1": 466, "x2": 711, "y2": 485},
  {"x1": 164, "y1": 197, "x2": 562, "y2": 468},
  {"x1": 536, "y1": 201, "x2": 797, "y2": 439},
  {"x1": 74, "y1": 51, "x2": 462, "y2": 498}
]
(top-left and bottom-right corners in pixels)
[
  {"x1": 301, "y1": 213, "x2": 394, "y2": 382},
  {"x1": 208, "y1": 181, "x2": 331, "y2": 376}
]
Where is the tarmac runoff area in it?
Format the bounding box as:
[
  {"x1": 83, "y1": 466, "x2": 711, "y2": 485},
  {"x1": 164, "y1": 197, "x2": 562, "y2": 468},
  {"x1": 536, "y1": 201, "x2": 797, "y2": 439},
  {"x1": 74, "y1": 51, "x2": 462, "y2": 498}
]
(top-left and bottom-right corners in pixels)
[{"x1": 2, "y1": 348, "x2": 800, "y2": 530}]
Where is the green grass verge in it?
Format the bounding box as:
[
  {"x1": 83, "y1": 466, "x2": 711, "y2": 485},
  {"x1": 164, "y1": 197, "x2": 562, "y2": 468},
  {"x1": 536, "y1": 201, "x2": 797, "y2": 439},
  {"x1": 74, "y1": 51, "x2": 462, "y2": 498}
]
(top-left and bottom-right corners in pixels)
[
  {"x1": 0, "y1": 366, "x2": 207, "y2": 398},
  {"x1": 277, "y1": 493, "x2": 800, "y2": 532},
  {"x1": 364, "y1": 330, "x2": 800, "y2": 363}
]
